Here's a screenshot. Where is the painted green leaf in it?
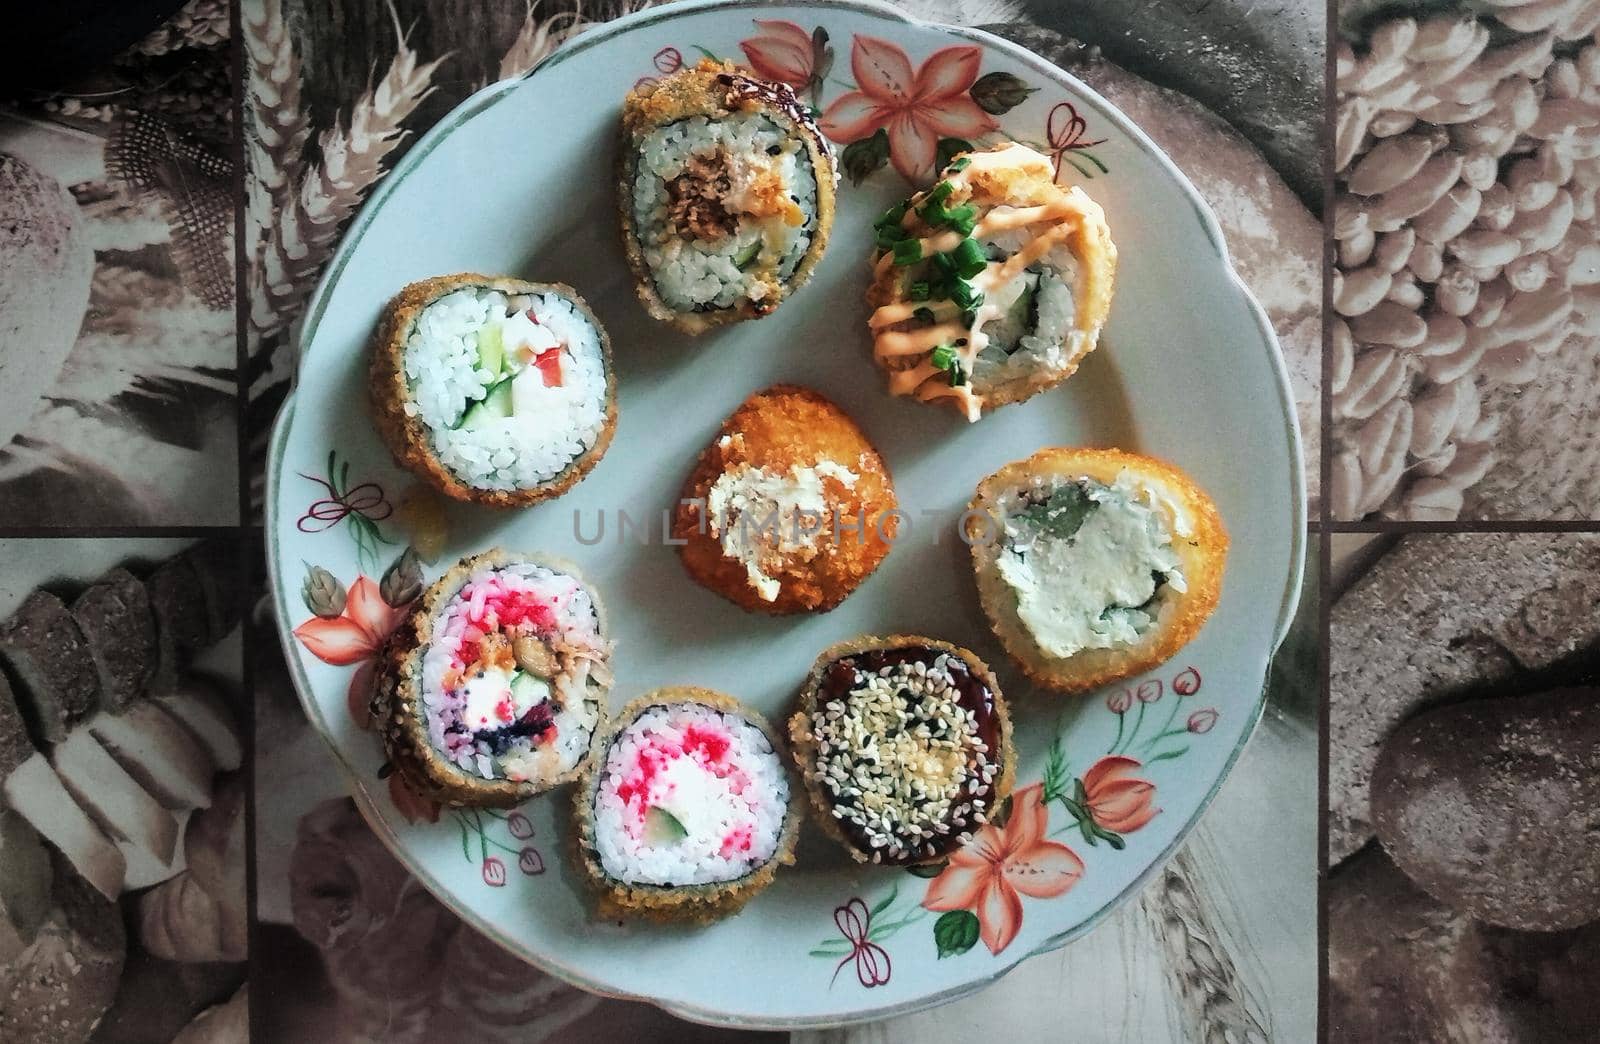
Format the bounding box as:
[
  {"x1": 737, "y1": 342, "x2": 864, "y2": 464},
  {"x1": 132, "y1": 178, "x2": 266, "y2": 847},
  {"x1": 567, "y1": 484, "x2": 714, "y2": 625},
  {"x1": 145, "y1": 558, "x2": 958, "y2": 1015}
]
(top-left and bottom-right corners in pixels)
[
  {"x1": 936, "y1": 136, "x2": 973, "y2": 171},
  {"x1": 969, "y1": 72, "x2": 1037, "y2": 115},
  {"x1": 933, "y1": 909, "x2": 981, "y2": 958},
  {"x1": 841, "y1": 128, "x2": 890, "y2": 185}
]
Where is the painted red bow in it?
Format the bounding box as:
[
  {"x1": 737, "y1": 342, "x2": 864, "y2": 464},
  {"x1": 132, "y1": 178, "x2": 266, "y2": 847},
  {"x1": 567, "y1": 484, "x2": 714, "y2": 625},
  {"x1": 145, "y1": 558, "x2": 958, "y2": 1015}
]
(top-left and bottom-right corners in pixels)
[
  {"x1": 297, "y1": 472, "x2": 392, "y2": 533},
  {"x1": 831, "y1": 897, "x2": 891, "y2": 988},
  {"x1": 1045, "y1": 101, "x2": 1105, "y2": 181}
]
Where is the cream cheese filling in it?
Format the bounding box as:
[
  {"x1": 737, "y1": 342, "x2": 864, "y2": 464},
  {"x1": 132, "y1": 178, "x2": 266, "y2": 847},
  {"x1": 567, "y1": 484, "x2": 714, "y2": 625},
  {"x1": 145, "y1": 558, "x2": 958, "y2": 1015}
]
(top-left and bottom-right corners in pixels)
[
  {"x1": 997, "y1": 470, "x2": 1186, "y2": 658},
  {"x1": 705, "y1": 450, "x2": 859, "y2": 601}
]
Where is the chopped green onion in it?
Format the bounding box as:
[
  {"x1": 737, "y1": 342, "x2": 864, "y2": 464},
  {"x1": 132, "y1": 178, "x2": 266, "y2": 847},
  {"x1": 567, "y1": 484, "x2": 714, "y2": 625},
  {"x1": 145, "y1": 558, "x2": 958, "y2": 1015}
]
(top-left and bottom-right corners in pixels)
[
  {"x1": 874, "y1": 201, "x2": 909, "y2": 230},
  {"x1": 907, "y1": 281, "x2": 930, "y2": 301},
  {"x1": 931, "y1": 251, "x2": 956, "y2": 276},
  {"x1": 876, "y1": 226, "x2": 902, "y2": 250},
  {"x1": 930, "y1": 344, "x2": 956, "y2": 370},
  {"x1": 952, "y1": 237, "x2": 987, "y2": 278},
  {"x1": 961, "y1": 308, "x2": 979, "y2": 328},
  {"x1": 892, "y1": 239, "x2": 923, "y2": 266},
  {"x1": 924, "y1": 180, "x2": 954, "y2": 205},
  {"x1": 947, "y1": 156, "x2": 971, "y2": 172},
  {"x1": 949, "y1": 362, "x2": 968, "y2": 387},
  {"x1": 949, "y1": 279, "x2": 983, "y2": 311},
  {"x1": 913, "y1": 306, "x2": 936, "y2": 324}
]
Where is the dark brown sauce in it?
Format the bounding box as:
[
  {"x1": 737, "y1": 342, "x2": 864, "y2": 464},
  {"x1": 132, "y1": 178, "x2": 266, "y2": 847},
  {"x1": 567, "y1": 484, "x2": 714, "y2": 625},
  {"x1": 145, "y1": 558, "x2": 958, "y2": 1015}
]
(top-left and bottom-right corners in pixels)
[{"x1": 815, "y1": 644, "x2": 1002, "y2": 863}]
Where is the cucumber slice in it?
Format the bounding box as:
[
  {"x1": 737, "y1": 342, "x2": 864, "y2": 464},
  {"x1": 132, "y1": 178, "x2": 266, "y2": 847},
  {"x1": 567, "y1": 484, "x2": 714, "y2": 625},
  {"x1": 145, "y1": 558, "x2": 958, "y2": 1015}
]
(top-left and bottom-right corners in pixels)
[
  {"x1": 509, "y1": 670, "x2": 549, "y2": 706},
  {"x1": 1005, "y1": 274, "x2": 1040, "y2": 337},
  {"x1": 733, "y1": 239, "x2": 762, "y2": 270},
  {"x1": 643, "y1": 806, "x2": 689, "y2": 846},
  {"x1": 476, "y1": 322, "x2": 504, "y2": 376},
  {"x1": 459, "y1": 377, "x2": 514, "y2": 429}
]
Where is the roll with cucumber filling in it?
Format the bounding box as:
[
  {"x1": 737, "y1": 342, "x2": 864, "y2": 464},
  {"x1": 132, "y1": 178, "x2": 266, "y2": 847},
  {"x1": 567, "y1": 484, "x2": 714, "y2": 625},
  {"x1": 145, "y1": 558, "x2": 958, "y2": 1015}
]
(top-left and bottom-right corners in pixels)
[
  {"x1": 574, "y1": 689, "x2": 799, "y2": 922},
  {"x1": 619, "y1": 60, "x2": 837, "y2": 334},
  {"x1": 967, "y1": 448, "x2": 1227, "y2": 694},
  {"x1": 866, "y1": 143, "x2": 1117, "y2": 420},
  {"x1": 368, "y1": 274, "x2": 616, "y2": 507},
  {"x1": 372, "y1": 549, "x2": 612, "y2": 807}
]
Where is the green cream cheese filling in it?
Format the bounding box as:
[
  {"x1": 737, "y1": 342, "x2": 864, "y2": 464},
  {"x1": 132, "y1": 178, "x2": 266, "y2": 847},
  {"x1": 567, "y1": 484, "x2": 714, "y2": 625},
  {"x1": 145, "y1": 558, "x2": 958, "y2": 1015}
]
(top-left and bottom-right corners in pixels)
[{"x1": 996, "y1": 472, "x2": 1187, "y2": 658}]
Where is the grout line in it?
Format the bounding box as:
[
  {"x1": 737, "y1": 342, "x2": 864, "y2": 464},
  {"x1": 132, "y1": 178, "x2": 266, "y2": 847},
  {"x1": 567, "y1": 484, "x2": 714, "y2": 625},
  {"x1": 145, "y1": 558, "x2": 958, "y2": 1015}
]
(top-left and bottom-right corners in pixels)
[
  {"x1": 1327, "y1": 520, "x2": 1600, "y2": 534},
  {"x1": 228, "y1": 2, "x2": 264, "y2": 1039},
  {"x1": 0, "y1": 526, "x2": 247, "y2": 539},
  {"x1": 1318, "y1": 3, "x2": 1335, "y2": 1039}
]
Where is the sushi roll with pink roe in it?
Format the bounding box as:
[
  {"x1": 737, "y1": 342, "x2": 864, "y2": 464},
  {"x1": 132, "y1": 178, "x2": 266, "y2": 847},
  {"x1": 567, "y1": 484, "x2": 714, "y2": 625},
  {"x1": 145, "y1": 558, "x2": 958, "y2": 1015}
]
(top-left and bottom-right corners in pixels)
[
  {"x1": 372, "y1": 549, "x2": 612, "y2": 807},
  {"x1": 573, "y1": 688, "x2": 800, "y2": 922}
]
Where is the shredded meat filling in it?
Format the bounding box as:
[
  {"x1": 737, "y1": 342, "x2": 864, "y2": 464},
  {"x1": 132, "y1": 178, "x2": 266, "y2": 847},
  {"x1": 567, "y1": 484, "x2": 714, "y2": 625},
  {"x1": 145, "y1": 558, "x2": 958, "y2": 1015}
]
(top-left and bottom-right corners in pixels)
[{"x1": 665, "y1": 151, "x2": 737, "y2": 240}]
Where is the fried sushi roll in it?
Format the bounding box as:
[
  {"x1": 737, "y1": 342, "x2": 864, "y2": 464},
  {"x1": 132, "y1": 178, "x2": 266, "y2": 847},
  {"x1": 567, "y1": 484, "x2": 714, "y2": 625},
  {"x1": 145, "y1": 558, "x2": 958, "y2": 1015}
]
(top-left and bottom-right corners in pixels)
[
  {"x1": 619, "y1": 60, "x2": 837, "y2": 333},
  {"x1": 372, "y1": 549, "x2": 612, "y2": 807},
  {"x1": 866, "y1": 143, "x2": 1117, "y2": 420},
  {"x1": 674, "y1": 385, "x2": 897, "y2": 614},
  {"x1": 369, "y1": 274, "x2": 616, "y2": 507},
  {"x1": 574, "y1": 688, "x2": 800, "y2": 922},
  {"x1": 789, "y1": 636, "x2": 1014, "y2": 866},
  {"x1": 967, "y1": 448, "x2": 1227, "y2": 694}
]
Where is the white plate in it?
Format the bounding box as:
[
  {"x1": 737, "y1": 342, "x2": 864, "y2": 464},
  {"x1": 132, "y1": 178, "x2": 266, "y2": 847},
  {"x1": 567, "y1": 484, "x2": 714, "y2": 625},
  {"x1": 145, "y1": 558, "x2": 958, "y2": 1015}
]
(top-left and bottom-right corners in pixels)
[{"x1": 266, "y1": 0, "x2": 1305, "y2": 1027}]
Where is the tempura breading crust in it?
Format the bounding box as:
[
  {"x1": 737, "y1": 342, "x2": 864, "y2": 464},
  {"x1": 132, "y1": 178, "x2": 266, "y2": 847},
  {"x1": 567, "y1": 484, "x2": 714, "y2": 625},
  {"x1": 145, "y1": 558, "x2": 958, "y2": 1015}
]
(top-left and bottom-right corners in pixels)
[{"x1": 673, "y1": 385, "x2": 898, "y2": 615}]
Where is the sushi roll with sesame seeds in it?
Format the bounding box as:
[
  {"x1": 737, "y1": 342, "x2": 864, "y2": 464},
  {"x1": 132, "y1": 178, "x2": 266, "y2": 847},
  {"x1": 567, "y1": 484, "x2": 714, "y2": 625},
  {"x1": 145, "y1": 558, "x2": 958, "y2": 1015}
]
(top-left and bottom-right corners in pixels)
[
  {"x1": 618, "y1": 59, "x2": 837, "y2": 334},
  {"x1": 788, "y1": 636, "x2": 1015, "y2": 866},
  {"x1": 369, "y1": 273, "x2": 617, "y2": 507},
  {"x1": 573, "y1": 688, "x2": 800, "y2": 922},
  {"x1": 865, "y1": 142, "x2": 1116, "y2": 421},
  {"x1": 371, "y1": 549, "x2": 613, "y2": 808}
]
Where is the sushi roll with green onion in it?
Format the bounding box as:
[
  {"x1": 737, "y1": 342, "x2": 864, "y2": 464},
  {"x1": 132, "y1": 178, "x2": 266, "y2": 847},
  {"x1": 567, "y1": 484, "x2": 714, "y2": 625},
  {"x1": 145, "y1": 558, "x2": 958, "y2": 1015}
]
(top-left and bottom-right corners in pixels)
[
  {"x1": 372, "y1": 549, "x2": 612, "y2": 808},
  {"x1": 618, "y1": 60, "x2": 837, "y2": 334},
  {"x1": 866, "y1": 143, "x2": 1117, "y2": 420},
  {"x1": 369, "y1": 274, "x2": 617, "y2": 508},
  {"x1": 574, "y1": 688, "x2": 800, "y2": 922}
]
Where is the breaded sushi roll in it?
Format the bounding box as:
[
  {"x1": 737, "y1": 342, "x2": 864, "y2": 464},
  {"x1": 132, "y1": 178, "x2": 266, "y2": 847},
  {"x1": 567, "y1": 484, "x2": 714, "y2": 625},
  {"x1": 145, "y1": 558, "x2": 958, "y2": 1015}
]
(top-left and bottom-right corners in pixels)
[
  {"x1": 574, "y1": 689, "x2": 800, "y2": 922},
  {"x1": 789, "y1": 636, "x2": 1014, "y2": 866},
  {"x1": 619, "y1": 60, "x2": 837, "y2": 333},
  {"x1": 369, "y1": 274, "x2": 616, "y2": 507},
  {"x1": 674, "y1": 385, "x2": 897, "y2": 614},
  {"x1": 967, "y1": 448, "x2": 1227, "y2": 694},
  {"x1": 866, "y1": 143, "x2": 1117, "y2": 420},
  {"x1": 372, "y1": 549, "x2": 612, "y2": 807}
]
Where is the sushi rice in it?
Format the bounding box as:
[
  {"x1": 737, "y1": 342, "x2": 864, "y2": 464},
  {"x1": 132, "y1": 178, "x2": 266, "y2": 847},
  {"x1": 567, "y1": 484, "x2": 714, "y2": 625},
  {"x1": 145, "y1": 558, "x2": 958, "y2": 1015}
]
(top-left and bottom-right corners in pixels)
[
  {"x1": 401, "y1": 286, "x2": 609, "y2": 491},
  {"x1": 630, "y1": 112, "x2": 820, "y2": 312}
]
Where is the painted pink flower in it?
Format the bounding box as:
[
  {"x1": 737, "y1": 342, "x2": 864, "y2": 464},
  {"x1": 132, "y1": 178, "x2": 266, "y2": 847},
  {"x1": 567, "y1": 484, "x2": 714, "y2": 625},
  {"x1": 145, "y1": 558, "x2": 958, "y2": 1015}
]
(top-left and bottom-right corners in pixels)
[
  {"x1": 740, "y1": 20, "x2": 814, "y2": 89},
  {"x1": 1081, "y1": 755, "x2": 1159, "y2": 834},
  {"x1": 506, "y1": 812, "x2": 534, "y2": 840},
  {"x1": 294, "y1": 575, "x2": 403, "y2": 666},
  {"x1": 653, "y1": 46, "x2": 683, "y2": 74},
  {"x1": 518, "y1": 848, "x2": 545, "y2": 875},
  {"x1": 1188, "y1": 708, "x2": 1219, "y2": 734},
  {"x1": 1173, "y1": 666, "x2": 1202, "y2": 696},
  {"x1": 1135, "y1": 679, "x2": 1163, "y2": 704},
  {"x1": 820, "y1": 37, "x2": 996, "y2": 181},
  {"x1": 1106, "y1": 687, "x2": 1133, "y2": 714},
  {"x1": 922, "y1": 785, "x2": 1083, "y2": 955},
  {"x1": 483, "y1": 856, "x2": 507, "y2": 887},
  {"x1": 387, "y1": 773, "x2": 440, "y2": 825}
]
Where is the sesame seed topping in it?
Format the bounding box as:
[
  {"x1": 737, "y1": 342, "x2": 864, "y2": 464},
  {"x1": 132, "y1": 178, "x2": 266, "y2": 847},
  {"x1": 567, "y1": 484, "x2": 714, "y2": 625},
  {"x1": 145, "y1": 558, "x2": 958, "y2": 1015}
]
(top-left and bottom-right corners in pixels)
[{"x1": 807, "y1": 653, "x2": 995, "y2": 861}]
